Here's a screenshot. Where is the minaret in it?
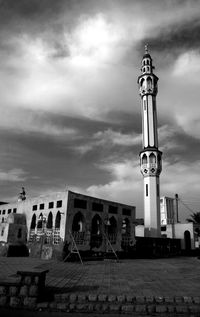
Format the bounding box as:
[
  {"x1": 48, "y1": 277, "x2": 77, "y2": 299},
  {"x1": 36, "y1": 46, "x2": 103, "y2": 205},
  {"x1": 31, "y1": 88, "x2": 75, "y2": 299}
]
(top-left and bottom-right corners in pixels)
[{"x1": 138, "y1": 45, "x2": 162, "y2": 237}]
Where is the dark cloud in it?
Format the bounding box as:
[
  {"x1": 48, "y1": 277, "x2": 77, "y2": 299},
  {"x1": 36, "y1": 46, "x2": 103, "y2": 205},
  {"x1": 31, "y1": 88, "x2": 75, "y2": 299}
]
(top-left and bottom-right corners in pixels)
[{"x1": 138, "y1": 17, "x2": 200, "y2": 65}]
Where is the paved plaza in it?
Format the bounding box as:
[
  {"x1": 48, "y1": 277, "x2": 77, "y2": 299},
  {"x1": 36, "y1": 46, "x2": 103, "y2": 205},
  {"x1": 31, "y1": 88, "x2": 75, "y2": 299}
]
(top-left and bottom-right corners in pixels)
[{"x1": 0, "y1": 256, "x2": 200, "y2": 297}]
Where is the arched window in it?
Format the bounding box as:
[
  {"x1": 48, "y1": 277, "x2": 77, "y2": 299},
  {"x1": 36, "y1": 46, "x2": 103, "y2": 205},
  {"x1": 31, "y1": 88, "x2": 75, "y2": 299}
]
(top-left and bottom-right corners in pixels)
[
  {"x1": 55, "y1": 211, "x2": 61, "y2": 229},
  {"x1": 108, "y1": 216, "x2": 117, "y2": 236},
  {"x1": 37, "y1": 213, "x2": 43, "y2": 229},
  {"x1": 147, "y1": 76, "x2": 152, "y2": 90},
  {"x1": 72, "y1": 212, "x2": 85, "y2": 232},
  {"x1": 140, "y1": 78, "x2": 145, "y2": 89},
  {"x1": 30, "y1": 214, "x2": 36, "y2": 229},
  {"x1": 90, "y1": 214, "x2": 103, "y2": 248},
  {"x1": 47, "y1": 212, "x2": 53, "y2": 229},
  {"x1": 91, "y1": 214, "x2": 102, "y2": 236},
  {"x1": 142, "y1": 154, "x2": 147, "y2": 165},
  {"x1": 184, "y1": 231, "x2": 191, "y2": 251},
  {"x1": 149, "y1": 153, "x2": 156, "y2": 164}
]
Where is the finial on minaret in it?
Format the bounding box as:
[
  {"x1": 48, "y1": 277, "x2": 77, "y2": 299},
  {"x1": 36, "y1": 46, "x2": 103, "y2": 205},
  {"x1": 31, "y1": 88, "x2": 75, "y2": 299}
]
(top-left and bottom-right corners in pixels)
[{"x1": 145, "y1": 43, "x2": 149, "y2": 54}]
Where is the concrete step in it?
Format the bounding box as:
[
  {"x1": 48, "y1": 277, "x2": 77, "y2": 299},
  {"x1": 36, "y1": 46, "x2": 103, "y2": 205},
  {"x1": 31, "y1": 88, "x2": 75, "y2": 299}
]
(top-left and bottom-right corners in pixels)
[{"x1": 52, "y1": 293, "x2": 200, "y2": 315}]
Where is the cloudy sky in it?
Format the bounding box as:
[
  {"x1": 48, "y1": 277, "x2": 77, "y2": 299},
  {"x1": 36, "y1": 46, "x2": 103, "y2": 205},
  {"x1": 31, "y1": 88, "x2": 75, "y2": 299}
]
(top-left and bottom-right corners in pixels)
[{"x1": 0, "y1": 0, "x2": 200, "y2": 221}]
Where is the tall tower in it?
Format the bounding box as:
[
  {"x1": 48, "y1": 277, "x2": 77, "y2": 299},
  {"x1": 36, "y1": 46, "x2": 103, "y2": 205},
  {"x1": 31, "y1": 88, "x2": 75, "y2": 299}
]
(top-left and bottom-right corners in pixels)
[{"x1": 138, "y1": 45, "x2": 162, "y2": 237}]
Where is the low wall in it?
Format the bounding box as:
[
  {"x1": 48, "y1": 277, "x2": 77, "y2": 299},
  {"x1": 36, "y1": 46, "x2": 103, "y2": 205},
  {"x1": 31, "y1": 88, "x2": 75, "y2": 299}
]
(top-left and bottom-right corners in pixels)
[{"x1": 0, "y1": 270, "x2": 48, "y2": 309}]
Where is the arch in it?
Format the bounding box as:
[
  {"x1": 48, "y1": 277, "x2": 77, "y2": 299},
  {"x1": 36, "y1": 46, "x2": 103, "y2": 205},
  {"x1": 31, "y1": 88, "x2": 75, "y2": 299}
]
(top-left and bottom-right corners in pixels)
[
  {"x1": 46, "y1": 212, "x2": 53, "y2": 229},
  {"x1": 72, "y1": 211, "x2": 85, "y2": 232},
  {"x1": 149, "y1": 153, "x2": 156, "y2": 164},
  {"x1": 91, "y1": 214, "x2": 102, "y2": 235},
  {"x1": 140, "y1": 78, "x2": 145, "y2": 89},
  {"x1": 30, "y1": 214, "x2": 36, "y2": 229},
  {"x1": 37, "y1": 213, "x2": 43, "y2": 229},
  {"x1": 146, "y1": 59, "x2": 150, "y2": 65},
  {"x1": 122, "y1": 218, "x2": 131, "y2": 235},
  {"x1": 108, "y1": 216, "x2": 117, "y2": 236},
  {"x1": 90, "y1": 214, "x2": 103, "y2": 248},
  {"x1": 142, "y1": 154, "x2": 147, "y2": 165},
  {"x1": 147, "y1": 76, "x2": 152, "y2": 89},
  {"x1": 184, "y1": 230, "x2": 191, "y2": 251},
  {"x1": 55, "y1": 211, "x2": 61, "y2": 229}
]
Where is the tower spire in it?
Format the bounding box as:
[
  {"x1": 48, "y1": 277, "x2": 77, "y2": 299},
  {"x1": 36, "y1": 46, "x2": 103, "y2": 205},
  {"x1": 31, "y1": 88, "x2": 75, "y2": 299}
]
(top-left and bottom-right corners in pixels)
[
  {"x1": 145, "y1": 43, "x2": 148, "y2": 54},
  {"x1": 137, "y1": 49, "x2": 162, "y2": 237}
]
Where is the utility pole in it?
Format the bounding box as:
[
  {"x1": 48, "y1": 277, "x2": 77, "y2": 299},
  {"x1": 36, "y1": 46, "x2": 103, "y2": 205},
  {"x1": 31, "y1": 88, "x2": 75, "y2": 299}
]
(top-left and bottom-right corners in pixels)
[{"x1": 175, "y1": 194, "x2": 179, "y2": 223}]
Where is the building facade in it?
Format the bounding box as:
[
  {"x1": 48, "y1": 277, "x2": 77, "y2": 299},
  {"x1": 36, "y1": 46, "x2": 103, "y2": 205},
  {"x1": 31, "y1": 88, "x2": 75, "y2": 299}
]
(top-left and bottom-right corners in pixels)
[{"x1": 0, "y1": 190, "x2": 136, "y2": 257}]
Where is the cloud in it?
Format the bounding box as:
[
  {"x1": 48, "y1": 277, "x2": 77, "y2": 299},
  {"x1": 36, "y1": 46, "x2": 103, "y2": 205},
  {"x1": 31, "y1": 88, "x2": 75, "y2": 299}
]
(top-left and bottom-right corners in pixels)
[
  {"x1": 0, "y1": 168, "x2": 27, "y2": 182},
  {"x1": 172, "y1": 50, "x2": 200, "y2": 77},
  {"x1": 87, "y1": 159, "x2": 142, "y2": 209}
]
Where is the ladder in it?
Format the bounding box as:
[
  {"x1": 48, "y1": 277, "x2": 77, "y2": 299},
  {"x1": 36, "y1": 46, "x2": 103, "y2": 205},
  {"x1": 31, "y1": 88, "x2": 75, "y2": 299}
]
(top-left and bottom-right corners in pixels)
[
  {"x1": 103, "y1": 232, "x2": 119, "y2": 262},
  {"x1": 64, "y1": 231, "x2": 83, "y2": 265}
]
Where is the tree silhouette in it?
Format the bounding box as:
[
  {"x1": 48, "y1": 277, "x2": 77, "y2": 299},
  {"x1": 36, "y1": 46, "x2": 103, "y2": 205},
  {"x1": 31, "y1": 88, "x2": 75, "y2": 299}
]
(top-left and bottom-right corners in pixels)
[{"x1": 186, "y1": 212, "x2": 200, "y2": 224}]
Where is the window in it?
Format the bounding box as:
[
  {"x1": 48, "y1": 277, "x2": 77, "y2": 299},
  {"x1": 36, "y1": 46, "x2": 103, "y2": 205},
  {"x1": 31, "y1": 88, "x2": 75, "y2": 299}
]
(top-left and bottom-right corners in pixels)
[
  {"x1": 0, "y1": 210, "x2": 1, "y2": 215},
  {"x1": 13, "y1": 208, "x2": 17, "y2": 213},
  {"x1": 2, "y1": 217, "x2": 4, "y2": 223},
  {"x1": 56, "y1": 200, "x2": 62, "y2": 208},
  {"x1": 8, "y1": 209, "x2": 11, "y2": 214},
  {"x1": 1, "y1": 228, "x2": 4, "y2": 236},
  {"x1": 146, "y1": 184, "x2": 148, "y2": 197},
  {"x1": 39, "y1": 203, "x2": 44, "y2": 210},
  {"x1": 30, "y1": 214, "x2": 36, "y2": 230},
  {"x1": 74, "y1": 198, "x2": 87, "y2": 209},
  {"x1": 122, "y1": 208, "x2": 131, "y2": 216},
  {"x1": 32, "y1": 205, "x2": 37, "y2": 211},
  {"x1": 157, "y1": 184, "x2": 160, "y2": 197},
  {"x1": 92, "y1": 202, "x2": 103, "y2": 212},
  {"x1": 37, "y1": 213, "x2": 43, "y2": 229},
  {"x1": 49, "y1": 202, "x2": 54, "y2": 209},
  {"x1": 161, "y1": 226, "x2": 166, "y2": 232},
  {"x1": 55, "y1": 211, "x2": 61, "y2": 229},
  {"x1": 2, "y1": 210, "x2": 5, "y2": 215},
  {"x1": 149, "y1": 153, "x2": 156, "y2": 164},
  {"x1": 47, "y1": 212, "x2": 53, "y2": 229},
  {"x1": 108, "y1": 205, "x2": 118, "y2": 214},
  {"x1": 72, "y1": 212, "x2": 85, "y2": 232}
]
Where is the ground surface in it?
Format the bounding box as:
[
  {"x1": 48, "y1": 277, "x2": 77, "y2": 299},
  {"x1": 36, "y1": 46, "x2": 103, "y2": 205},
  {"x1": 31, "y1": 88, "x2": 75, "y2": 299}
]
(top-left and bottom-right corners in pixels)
[{"x1": 0, "y1": 256, "x2": 200, "y2": 297}]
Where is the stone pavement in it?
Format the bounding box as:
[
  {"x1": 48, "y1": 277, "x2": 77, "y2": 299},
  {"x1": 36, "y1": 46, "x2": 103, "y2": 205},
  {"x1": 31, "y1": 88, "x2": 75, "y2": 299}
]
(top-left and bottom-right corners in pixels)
[{"x1": 0, "y1": 256, "x2": 200, "y2": 315}]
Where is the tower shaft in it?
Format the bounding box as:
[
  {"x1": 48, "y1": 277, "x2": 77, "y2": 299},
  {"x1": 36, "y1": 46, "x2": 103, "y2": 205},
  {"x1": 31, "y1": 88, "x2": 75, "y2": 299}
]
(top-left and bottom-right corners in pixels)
[{"x1": 138, "y1": 48, "x2": 162, "y2": 237}]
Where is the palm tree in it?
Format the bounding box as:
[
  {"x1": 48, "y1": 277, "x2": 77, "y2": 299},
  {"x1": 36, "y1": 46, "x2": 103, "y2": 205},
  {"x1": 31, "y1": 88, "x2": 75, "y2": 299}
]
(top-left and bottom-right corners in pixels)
[
  {"x1": 186, "y1": 212, "x2": 200, "y2": 224},
  {"x1": 187, "y1": 212, "x2": 200, "y2": 236}
]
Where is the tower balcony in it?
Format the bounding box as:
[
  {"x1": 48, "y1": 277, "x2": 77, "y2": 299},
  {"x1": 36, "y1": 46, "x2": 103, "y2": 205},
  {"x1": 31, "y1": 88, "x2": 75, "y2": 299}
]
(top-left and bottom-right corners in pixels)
[
  {"x1": 140, "y1": 150, "x2": 162, "y2": 177},
  {"x1": 140, "y1": 162, "x2": 162, "y2": 177}
]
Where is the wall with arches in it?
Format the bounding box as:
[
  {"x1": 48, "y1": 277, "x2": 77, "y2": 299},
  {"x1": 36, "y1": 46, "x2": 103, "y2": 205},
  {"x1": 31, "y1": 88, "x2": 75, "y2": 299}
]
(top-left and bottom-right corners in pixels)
[{"x1": 65, "y1": 191, "x2": 136, "y2": 252}]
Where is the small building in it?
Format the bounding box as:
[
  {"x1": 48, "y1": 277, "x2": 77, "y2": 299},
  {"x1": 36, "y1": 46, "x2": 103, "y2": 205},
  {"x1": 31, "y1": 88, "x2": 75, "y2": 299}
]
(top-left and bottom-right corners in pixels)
[{"x1": 135, "y1": 196, "x2": 200, "y2": 252}]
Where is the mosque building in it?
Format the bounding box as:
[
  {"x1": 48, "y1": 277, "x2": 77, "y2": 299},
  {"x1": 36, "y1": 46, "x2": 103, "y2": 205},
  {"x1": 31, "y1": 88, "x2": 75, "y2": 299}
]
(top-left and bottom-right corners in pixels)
[{"x1": 0, "y1": 47, "x2": 199, "y2": 258}]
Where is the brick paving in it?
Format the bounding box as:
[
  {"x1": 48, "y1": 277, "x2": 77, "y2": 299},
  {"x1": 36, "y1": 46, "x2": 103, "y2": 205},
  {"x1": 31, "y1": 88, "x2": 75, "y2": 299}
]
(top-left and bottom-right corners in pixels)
[{"x1": 0, "y1": 256, "x2": 200, "y2": 297}]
